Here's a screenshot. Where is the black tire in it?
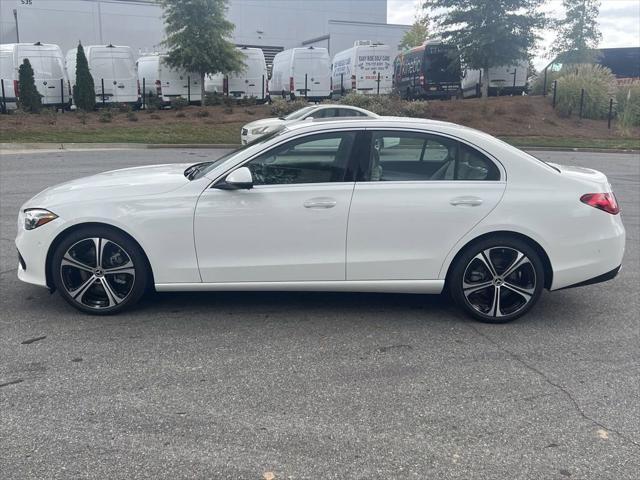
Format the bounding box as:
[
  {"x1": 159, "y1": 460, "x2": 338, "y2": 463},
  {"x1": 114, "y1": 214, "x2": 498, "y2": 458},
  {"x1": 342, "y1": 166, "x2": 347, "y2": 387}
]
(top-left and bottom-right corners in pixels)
[
  {"x1": 51, "y1": 226, "x2": 149, "y2": 315},
  {"x1": 449, "y1": 236, "x2": 545, "y2": 323}
]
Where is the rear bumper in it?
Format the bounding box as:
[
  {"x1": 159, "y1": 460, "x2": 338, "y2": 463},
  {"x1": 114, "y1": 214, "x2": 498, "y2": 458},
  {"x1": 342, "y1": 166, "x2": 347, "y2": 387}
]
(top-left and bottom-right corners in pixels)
[{"x1": 558, "y1": 265, "x2": 621, "y2": 290}]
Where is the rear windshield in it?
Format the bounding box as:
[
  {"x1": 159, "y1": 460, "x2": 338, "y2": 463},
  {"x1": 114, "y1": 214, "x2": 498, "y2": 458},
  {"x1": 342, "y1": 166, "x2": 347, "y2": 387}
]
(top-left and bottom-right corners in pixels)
[
  {"x1": 24, "y1": 55, "x2": 64, "y2": 79},
  {"x1": 0, "y1": 55, "x2": 13, "y2": 78},
  {"x1": 283, "y1": 106, "x2": 317, "y2": 120}
]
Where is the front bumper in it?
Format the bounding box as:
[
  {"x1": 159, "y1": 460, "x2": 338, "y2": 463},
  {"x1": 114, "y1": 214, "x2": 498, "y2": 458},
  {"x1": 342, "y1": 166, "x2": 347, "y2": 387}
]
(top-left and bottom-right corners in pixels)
[{"x1": 15, "y1": 217, "x2": 63, "y2": 289}]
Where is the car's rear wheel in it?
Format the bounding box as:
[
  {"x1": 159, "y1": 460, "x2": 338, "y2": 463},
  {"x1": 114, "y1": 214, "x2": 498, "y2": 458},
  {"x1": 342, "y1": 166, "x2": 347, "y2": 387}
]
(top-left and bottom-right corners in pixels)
[
  {"x1": 51, "y1": 227, "x2": 148, "y2": 315},
  {"x1": 450, "y1": 236, "x2": 544, "y2": 323}
]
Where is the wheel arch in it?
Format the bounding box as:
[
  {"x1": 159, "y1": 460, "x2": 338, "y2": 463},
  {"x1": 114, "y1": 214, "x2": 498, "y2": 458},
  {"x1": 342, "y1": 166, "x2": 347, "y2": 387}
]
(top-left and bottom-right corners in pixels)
[
  {"x1": 45, "y1": 222, "x2": 155, "y2": 291},
  {"x1": 443, "y1": 231, "x2": 553, "y2": 290}
]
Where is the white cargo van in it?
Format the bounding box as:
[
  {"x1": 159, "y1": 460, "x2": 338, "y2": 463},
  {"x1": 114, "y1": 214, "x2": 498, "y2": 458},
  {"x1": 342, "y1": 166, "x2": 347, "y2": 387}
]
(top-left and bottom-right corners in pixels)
[
  {"x1": 461, "y1": 60, "x2": 529, "y2": 98},
  {"x1": 66, "y1": 44, "x2": 139, "y2": 106},
  {"x1": 332, "y1": 41, "x2": 393, "y2": 95},
  {"x1": 270, "y1": 47, "x2": 331, "y2": 101},
  {"x1": 204, "y1": 47, "x2": 269, "y2": 101},
  {"x1": 137, "y1": 54, "x2": 201, "y2": 105},
  {"x1": 0, "y1": 42, "x2": 71, "y2": 108}
]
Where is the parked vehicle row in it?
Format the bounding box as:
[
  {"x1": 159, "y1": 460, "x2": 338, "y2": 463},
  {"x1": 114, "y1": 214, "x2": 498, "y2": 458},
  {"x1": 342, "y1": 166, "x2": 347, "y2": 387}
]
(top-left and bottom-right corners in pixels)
[{"x1": 1, "y1": 39, "x2": 531, "y2": 110}]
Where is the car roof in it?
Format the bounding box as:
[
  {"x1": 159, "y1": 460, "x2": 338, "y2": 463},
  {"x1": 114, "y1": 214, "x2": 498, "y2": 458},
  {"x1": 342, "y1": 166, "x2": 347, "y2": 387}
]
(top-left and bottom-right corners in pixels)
[
  {"x1": 285, "y1": 116, "x2": 460, "y2": 132},
  {"x1": 305, "y1": 104, "x2": 379, "y2": 117}
]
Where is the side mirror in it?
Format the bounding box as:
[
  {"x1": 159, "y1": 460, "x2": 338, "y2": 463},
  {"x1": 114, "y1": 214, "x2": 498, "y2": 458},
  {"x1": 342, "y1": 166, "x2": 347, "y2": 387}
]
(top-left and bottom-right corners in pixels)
[{"x1": 216, "y1": 166, "x2": 253, "y2": 190}]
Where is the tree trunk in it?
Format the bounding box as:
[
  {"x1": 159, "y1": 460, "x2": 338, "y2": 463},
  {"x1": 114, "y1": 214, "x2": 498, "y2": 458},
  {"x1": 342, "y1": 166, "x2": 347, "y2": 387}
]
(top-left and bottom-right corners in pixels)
[
  {"x1": 200, "y1": 72, "x2": 206, "y2": 107},
  {"x1": 481, "y1": 68, "x2": 489, "y2": 99}
]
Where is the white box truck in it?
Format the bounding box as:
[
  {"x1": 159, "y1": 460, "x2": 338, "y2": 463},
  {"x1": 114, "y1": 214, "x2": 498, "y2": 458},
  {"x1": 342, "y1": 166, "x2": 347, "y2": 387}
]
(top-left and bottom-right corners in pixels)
[
  {"x1": 66, "y1": 44, "x2": 139, "y2": 106},
  {"x1": 269, "y1": 47, "x2": 331, "y2": 101},
  {"x1": 331, "y1": 41, "x2": 393, "y2": 96},
  {"x1": 461, "y1": 60, "x2": 529, "y2": 98},
  {"x1": 137, "y1": 54, "x2": 201, "y2": 106},
  {"x1": 204, "y1": 47, "x2": 268, "y2": 101},
  {"x1": 0, "y1": 42, "x2": 71, "y2": 108}
]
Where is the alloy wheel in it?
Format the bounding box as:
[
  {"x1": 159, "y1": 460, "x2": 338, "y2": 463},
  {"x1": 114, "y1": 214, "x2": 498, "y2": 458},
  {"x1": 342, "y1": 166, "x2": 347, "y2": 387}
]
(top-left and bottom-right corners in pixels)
[
  {"x1": 59, "y1": 237, "x2": 136, "y2": 309},
  {"x1": 462, "y1": 246, "x2": 537, "y2": 318}
]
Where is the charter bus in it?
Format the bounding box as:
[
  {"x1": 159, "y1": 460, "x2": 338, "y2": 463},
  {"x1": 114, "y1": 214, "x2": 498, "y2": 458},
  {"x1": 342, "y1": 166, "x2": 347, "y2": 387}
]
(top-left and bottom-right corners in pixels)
[{"x1": 393, "y1": 39, "x2": 461, "y2": 100}]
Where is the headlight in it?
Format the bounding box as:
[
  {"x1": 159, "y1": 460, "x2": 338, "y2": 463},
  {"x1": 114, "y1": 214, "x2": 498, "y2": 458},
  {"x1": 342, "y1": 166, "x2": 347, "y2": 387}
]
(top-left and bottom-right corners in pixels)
[
  {"x1": 24, "y1": 209, "x2": 58, "y2": 230},
  {"x1": 251, "y1": 126, "x2": 272, "y2": 135}
]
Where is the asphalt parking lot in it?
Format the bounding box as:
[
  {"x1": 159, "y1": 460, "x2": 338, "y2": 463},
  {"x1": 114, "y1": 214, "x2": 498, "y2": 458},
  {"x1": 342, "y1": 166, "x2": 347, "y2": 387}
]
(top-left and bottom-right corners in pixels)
[{"x1": 1, "y1": 147, "x2": 638, "y2": 479}]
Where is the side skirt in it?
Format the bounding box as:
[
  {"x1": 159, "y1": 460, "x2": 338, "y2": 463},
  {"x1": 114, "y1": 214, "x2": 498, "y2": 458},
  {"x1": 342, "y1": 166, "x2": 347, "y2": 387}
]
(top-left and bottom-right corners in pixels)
[{"x1": 155, "y1": 280, "x2": 445, "y2": 294}]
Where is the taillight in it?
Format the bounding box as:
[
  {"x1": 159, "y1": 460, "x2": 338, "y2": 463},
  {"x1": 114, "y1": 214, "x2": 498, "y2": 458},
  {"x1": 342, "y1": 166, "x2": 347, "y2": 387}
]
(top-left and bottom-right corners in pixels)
[
  {"x1": 289, "y1": 76, "x2": 294, "y2": 92},
  {"x1": 580, "y1": 193, "x2": 620, "y2": 215},
  {"x1": 155, "y1": 79, "x2": 162, "y2": 95},
  {"x1": 351, "y1": 75, "x2": 356, "y2": 90},
  {"x1": 14, "y1": 79, "x2": 19, "y2": 97}
]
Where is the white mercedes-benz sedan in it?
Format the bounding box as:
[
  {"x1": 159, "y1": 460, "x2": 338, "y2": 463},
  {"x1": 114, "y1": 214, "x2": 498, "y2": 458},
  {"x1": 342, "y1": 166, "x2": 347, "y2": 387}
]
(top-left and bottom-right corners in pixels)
[
  {"x1": 240, "y1": 104, "x2": 377, "y2": 144},
  {"x1": 16, "y1": 118, "x2": 625, "y2": 322}
]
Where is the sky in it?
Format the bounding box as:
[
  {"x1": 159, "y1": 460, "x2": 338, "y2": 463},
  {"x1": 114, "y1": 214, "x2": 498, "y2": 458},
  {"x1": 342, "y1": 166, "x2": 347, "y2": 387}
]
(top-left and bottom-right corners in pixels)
[{"x1": 387, "y1": 0, "x2": 640, "y2": 69}]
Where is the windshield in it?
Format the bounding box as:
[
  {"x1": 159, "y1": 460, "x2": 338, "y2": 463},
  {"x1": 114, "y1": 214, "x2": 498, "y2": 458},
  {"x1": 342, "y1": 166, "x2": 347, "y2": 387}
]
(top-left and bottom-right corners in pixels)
[
  {"x1": 283, "y1": 106, "x2": 317, "y2": 120},
  {"x1": 187, "y1": 127, "x2": 287, "y2": 180}
]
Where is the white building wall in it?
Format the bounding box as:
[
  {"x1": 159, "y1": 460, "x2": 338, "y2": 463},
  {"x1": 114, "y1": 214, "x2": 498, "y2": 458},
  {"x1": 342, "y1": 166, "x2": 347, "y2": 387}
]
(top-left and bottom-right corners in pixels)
[{"x1": 0, "y1": 0, "x2": 406, "y2": 59}]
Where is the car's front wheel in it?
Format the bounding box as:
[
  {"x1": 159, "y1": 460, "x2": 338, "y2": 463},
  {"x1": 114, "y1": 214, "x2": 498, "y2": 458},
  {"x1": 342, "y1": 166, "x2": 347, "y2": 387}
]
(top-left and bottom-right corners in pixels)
[
  {"x1": 450, "y1": 236, "x2": 545, "y2": 323},
  {"x1": 51, "y1": 227, "x2": 148, "y2": 314}
]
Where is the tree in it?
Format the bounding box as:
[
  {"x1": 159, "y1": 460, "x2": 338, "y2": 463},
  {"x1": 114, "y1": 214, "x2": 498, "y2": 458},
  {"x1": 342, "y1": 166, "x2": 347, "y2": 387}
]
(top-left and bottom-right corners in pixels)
[
  {"x1": 423, "y1": 0, "x2": 546, "y2": 98},
  {"x1": 399, "y1": 13, "x2": 429, "y2": 51},
  {"x1": 551, "y1": 0, "x2": 602, "y2": 65},
  {"x1": 73, "y1": 42, "x2": 96, "y2": 111},
  {"x1": 159, "y1": 0, "x2": 245, "y2": 106},
  {"x1": 17, "y1": 58, "x2": 41, "y2": 113}
]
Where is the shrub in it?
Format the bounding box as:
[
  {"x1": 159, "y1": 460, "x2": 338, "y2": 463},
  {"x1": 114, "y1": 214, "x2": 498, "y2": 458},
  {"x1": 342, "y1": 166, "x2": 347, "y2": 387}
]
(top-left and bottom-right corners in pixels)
[
  {"x1": 17, "y1": 59, "x2": 42, "y2": 113},
  {"x1": 401, "y1": 100, "x2": 430, "y2": 118},
  {"x1": 149, "y1": 113, "x2": 161, "y2": 120},
  {"x1": 223, "y1": 106, "x2": 234, "y2": 114},
  {"x1": 616, "y1": 84, "x2": 640, "y2": 129},
  {"x1": 126, "y1": 112, "x2": 138, "y2": 122},
  {"x1": 269, "y1": 98, "x2": 308, "y2": 117},
  {"x1": 145, "y1": 92, "x2": 162, "y2": 111},
  {"x1": 116, "y1": 103, "x2": 132, "y2": 113},
  {"x1": 99, "y1": 111, "x2": 112, "y2": 123},
  {"x1": 204, "y1": 91, "x2": 222, "y2": 106},
  {"x1": 244, "y1": 108, "x2": 256, "y2": 115},
  {"x1": 530, "y1": 69, "x2": 561, "y2": 96},
  {"x1": 175, "y1": 111, "x2": 186, "y2": 118},
  {"x1": 73, "y1": 43, "x2": 95, "y2": 111},
  {"x1": 172, "y1": 97, "x2": 188, "y2": 110},
  {"x1": 554, "y1": 64, "x2": 617, "y2": 119},
  {"x1": 338, "y1": 92, "x2": 405, "y2": 116},
  {"x1": 195, "y1": 109, "x2": 210, "y2": 117},
  {"x1": 239, "y1": 96, "x2": 258, "y2": 106}
]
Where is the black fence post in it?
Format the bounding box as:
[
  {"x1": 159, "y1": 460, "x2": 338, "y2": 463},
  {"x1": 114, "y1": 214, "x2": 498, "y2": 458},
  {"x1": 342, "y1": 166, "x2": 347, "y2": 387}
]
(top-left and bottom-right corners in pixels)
[
  {"x1": 512, "y1": 68, "x2": 517, "y2": 89},
  {"x1": 304, "y1": 73, "x2": 308, "y2": 99},
  {"x1": 187, "y1": 75, "x2": 191, "y2": 103},
  {"x1": 340, "y1": 73, "x2": 344, "y2": 96},
  {"x1": 542, "y1": 67, "x2": 548, "y2": 96},
  {"x1": 1, "y1": 79, "x2": 7, "y2": 114},
  {"x1": 552, "y1": 80, "x2": 557, "y2": 108},
  {"x1": 377, "y1": 72, "x2": 381, "y2": 95},
  {"x1": 579, "y1": 88, "x2": 585, "y2": 119},
  {"x1": 101, "y1": 78, "x2": 105, "y2": 107},
  {"x1": 261, "y1": 74, "x2": 265, "y2": 100},
  {"x1": 142, "y1": 78, "x2": 146, "y2": 109},
  {"x1": 476, "y1": 82, "x2": 480, "y2": 98},
  {"x1": 60, "y1": 78, "x2": 64, "y2": 112},
  {"x1": 608, "y1": 98, "x2": 613, "y2": 129},
  {"x1": 224, "y1": 75, "x2": 229, "y2": 97}
]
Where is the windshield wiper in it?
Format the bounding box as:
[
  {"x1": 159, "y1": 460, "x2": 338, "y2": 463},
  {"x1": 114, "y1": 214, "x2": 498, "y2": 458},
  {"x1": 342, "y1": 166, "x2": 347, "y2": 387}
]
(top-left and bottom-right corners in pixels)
[{"x1": 184, "y1": 161, "x2": 213, "y2": 180}]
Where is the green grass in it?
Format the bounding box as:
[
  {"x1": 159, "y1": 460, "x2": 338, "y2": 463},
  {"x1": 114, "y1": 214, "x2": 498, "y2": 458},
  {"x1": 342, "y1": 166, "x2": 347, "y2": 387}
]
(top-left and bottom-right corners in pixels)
[
  {"x1": 501, "y1": 136, "x2": 640, "y2": 150},
  {"x1": 1, "y1": 123, "x2": 243, "y2": 144}
]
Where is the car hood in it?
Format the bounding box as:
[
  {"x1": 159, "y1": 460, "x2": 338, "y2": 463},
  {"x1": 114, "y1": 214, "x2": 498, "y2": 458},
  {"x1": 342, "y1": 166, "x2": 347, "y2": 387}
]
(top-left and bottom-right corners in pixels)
[
  {"x1": 24, "y1": 163, "x2": 193, "y2": 209},
  {"x1": 243, "y1": 117, "x2": 288, "y2": 131}
]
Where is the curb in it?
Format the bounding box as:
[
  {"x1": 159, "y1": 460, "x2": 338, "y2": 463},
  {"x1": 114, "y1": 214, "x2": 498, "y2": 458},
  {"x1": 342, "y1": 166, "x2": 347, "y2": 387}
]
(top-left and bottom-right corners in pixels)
[{"x1": 1, "y1": 143, "x2": 638, "y2": 154}]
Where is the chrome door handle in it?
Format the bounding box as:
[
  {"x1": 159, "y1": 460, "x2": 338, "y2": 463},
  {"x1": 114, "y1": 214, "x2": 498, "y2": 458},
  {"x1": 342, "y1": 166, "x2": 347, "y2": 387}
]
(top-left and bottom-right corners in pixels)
[
  {"x1": 304, "y1": 198, "x2": 337, "y2": 209},
  {"x1": 450, "y1": 196, "x2": 483, "y2": 207}
]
